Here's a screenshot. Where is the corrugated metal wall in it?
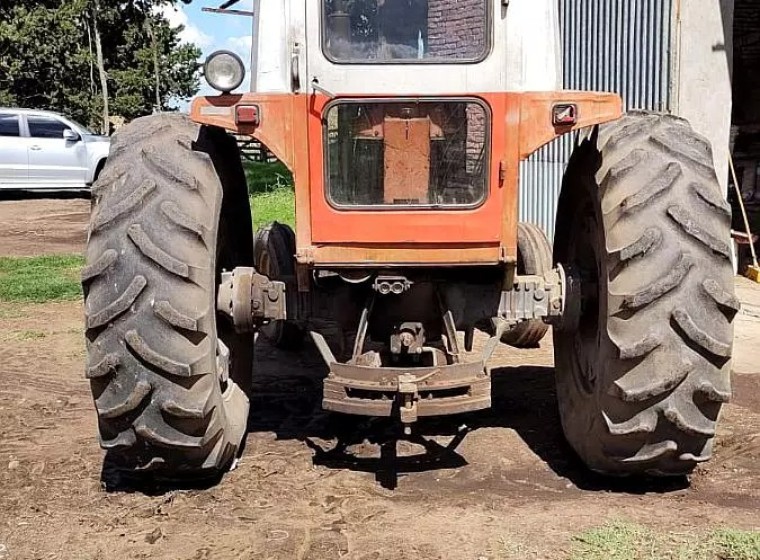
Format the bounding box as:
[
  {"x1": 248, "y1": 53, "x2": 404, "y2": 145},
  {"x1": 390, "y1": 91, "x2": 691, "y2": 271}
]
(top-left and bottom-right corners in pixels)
[{"x1": 519, "y1": 0, "x2": 674, "y2": 240}]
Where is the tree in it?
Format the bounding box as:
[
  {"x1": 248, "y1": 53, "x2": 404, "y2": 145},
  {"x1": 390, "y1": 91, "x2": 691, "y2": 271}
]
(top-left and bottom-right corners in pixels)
[
  {"x1": 92, "y1": 0, "x2": 110, "y2": 133},
  {"x1": 0, "y1": 0, "x2": 201, "y2": 131}
]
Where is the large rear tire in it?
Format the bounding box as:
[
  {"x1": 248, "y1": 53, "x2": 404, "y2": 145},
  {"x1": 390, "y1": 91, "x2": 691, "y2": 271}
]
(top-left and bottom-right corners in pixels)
[
  {"x1": 83, "y1": 114, "x2": 254, "y2": 479},
  {"x1": 554, "y1": 113, "x2": 737, "y2": 476}
]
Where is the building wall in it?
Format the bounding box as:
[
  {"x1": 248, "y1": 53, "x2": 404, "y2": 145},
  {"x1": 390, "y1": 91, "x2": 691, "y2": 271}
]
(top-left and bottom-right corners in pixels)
[
  {"x1": 427, "y1": 0, "x2": 487, "y2": 59},
  {"x1": 673, "y1": 0, "x2": 734, "y2": 190},
  {"x1": 520, "y1": 0, "x2": 735, "y2": 240}
]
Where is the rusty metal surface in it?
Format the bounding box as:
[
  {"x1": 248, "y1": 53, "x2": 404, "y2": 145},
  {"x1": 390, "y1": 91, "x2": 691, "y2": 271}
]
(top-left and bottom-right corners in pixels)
[
  {"x1": 217, "y1": 267, "x2": 287, "y2": 333},
  {"x1": 322, "y1": 360, "x2": 491, "y2": 419}
]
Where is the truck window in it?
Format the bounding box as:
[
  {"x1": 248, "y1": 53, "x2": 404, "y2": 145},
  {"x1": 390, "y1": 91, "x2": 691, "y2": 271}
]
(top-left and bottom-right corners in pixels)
[
  {"x1": 0, "y1": 114, "x2": 20, "y2": 137},
  {"x1": 323, "y1": 0, "x2": 488, "y2": 63},
  {"x1": 27, "y1": 116, "x2": 70, "y2": 139}
]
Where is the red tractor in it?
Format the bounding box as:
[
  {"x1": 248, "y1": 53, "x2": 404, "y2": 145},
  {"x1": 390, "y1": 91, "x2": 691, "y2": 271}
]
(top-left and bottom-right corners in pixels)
[{"x1": 83, "y1": 0, "x2": 737, "y2": 481}]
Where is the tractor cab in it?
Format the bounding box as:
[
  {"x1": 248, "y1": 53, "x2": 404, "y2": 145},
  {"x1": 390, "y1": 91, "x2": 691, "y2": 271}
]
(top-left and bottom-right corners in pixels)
[{"x1": 193, "y1": 0, "x2": 620, "y2": 268}]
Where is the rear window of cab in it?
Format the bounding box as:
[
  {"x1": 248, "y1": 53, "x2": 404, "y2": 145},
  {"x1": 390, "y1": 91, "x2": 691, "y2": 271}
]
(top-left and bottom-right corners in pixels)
[{"x1": 322, "y1": 0, "x2": 490, "y2": 64}]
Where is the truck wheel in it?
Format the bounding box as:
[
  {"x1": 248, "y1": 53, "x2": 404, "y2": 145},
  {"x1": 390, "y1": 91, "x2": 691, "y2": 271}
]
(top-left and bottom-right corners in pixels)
[
  {"x1": 554, "y1": 113, "x2": 737, "y2": 476},
  {"x1": 83, "y1": 114, "x2": 254, "y2": 479},
  {"x1": 501, "y1": 222, "x2": 552, "y2": 348},
  {"x1": 254, "y1": 222, "x2": 304, "y2": 350}
]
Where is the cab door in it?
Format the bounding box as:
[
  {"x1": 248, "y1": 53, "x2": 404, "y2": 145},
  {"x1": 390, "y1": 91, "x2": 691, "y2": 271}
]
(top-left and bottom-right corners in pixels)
[
  {"x1": 25, "y1": 115, "x2": 88, "y2": 186},
  {"x1": 0, "y1": 112, "x2": 29, "y2": 185}
]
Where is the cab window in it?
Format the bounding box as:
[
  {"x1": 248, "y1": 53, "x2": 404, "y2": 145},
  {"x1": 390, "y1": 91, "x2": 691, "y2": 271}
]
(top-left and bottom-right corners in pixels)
[
  {"x1": 325, "y1": 100, "x2": 489, "y2": 209},
  {"x1": 323, "y1": 0, "x2": 489, "y2": 63}
]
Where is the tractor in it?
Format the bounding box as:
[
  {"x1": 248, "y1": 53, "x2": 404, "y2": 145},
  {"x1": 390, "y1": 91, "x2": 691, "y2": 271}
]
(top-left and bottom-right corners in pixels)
[{"x1": 83, "y1": 0, "x2": 737, "y2": 480}]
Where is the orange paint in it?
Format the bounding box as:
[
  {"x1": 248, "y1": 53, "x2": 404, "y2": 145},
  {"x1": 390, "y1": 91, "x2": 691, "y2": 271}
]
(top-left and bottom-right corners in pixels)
[{"x1": 190, "y1": 90, "x2": 622, "y2": 267}]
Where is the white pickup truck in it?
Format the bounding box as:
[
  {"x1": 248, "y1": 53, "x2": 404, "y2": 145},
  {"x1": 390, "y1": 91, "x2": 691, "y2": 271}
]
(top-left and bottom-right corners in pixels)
[{"x1": 0, "y1": 108, "x2": 110, "y2": 192}]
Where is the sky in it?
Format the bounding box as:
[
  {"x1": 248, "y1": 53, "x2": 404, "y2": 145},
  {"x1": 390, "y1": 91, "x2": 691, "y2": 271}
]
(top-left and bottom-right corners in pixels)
[{"x1": 159, "y1": 0, "x2": 255, "y2": 107}]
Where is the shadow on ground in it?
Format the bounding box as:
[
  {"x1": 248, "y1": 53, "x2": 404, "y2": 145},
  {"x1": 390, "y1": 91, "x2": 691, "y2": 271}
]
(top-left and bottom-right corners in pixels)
[
  {"x1": 249, "y1": 338, "x2": 690, "y2": 494},
  {"x1": 0, "y1": 190, "x2": 90, "y2": 202}
]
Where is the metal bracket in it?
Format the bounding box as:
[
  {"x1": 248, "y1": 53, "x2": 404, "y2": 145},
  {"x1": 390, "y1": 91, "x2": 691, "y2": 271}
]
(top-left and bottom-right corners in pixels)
[
  {"x1": 217, "y1": 267, "x2": 287, "y2": 333},
  {"x1": 498, "y1": 268, "x2": 565, "y2": 324}
]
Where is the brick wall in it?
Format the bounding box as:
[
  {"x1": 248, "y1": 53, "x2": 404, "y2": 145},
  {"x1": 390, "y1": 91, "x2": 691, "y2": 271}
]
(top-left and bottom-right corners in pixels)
[
  {"x1": 426, "y1": 0, "x2": 486, "y2": 60},
  {"x1": 426, "y1": 1, "x2": 487, "y2": 174}
]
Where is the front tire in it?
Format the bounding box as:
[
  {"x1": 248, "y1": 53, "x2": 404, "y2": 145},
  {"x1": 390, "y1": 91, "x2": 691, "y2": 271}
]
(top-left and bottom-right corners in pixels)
[
  {"x1": 83, "y1": 114, "x2": 254, "y2": 479},
  {"x1": 254, "y1": 222, "x2": 304, "y2": 350},
  {"x1": 554, "y1": 113, "x2": 737, "y2": 476}
]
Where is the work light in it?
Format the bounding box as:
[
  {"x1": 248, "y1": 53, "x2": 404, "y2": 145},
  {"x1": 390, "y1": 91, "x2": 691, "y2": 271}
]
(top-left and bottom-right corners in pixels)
[{"x1": 204, "y1": 50, "x2": 245, "y2": 94}]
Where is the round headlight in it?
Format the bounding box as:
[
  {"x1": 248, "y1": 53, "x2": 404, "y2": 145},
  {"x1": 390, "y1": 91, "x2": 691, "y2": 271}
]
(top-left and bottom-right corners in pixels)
[{"x1": 204, "y1": 50, "x2": 245, "y2": 94}]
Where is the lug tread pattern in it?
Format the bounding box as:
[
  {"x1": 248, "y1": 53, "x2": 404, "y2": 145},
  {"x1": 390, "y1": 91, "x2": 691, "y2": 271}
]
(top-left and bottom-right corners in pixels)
[
  {"x1": 667, "y1": 205, "x2": 732, "y2": 260},
  {"x1": 603, "y1": 410, "x2": 657, "y2": 435},
  {"x1": 618, "y1": 163, "x2": 680, "y2": 215},
  {"x1": 619, "y1": 255, "x2": 692, "y2": 311},
  {"x1": 616, "y1": 332, "x2": 663, "y2": 360},
  {"x1": 125, "y1": 329, "x2": 211, "y2": 378},
  {"x1": 161, "y1": 200, "x2": 207, "y2": 239},
  {"x1": 612, "y1": 353, "x2": 692, "y2": 402},
  {"x1": 691, "y1": 182, "x2": 732, "y2": 218},
  {"x1": 672, "y1": 308, "x2": 732, "y2": 359},
  {"x1": 86, "y1": 275, "x2": 146, "y2": 329},
  {"x1": 554, "y1": 113, "x2": 735, "y2": 477},
  {"x1": 127, "y1": 224, "x2": 190, "y2": 279},
  {"x1": 83, "y1": 114, "x2": 251, "y2": 477},
  {"x1": 142, "y1": 145, "x2": 199, "y2": 191},
  {"x1": 81, "y1": 249, "x2": 118, "y2": 283},
  {"x1": 702, "y1": 279, "x2": 741, "y2": 317},
  {"x1": 154, "y1": 300, "x2": 200, "y2": 332},
  {"x1": 91, "y1": 179, "x2": 156, "y2": 233},
  {"x1": 86, "y1": 353, "x2": 120, "y2": 379},
  {"x1": 96, "y1": 379, "x2": 152, "y2": 419},
  {"x1": 613, "y1": 228, "x2": 662, "y2": 263}
]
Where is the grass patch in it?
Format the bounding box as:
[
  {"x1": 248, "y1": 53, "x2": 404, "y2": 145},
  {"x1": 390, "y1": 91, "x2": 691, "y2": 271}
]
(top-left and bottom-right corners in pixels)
[
  {"x1": 244, "y1": 161, "x2": 293, "y2": 195},
  {"x1": 244, "y1": 161, "x2": 296, "y2": 231},
  {"x1": 17, "y1": 330, "x2": 46, "y2": 340},
  {"x1": 251, "y1": 189, "x2": 295, "y2": 231},
  {"x1": 0, "y1": 255, "x2": 84, "y2": 303},
  {"x1": 712, "y1": 529, "x2": 760, "y2": 560},
  {"x1": 569, "y1": 521, "x2": 760, "y2": 560}
]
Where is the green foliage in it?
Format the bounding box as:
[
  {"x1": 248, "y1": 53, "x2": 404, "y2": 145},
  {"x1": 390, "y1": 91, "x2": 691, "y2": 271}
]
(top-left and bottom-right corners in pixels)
[
  {"x1": 244, "y1": 161, "x2": 296, "y2": 229},
  {"x1": 711, "y1": 529, "x2": 760, "y2": 560},
  {"x1": 0, "y1": 255, "x2": 84, "y2": 303},
  {"x1": 244, "y1": 161, "x2": 294, "y2": 195},
  {"x1": 0, "y1": 0, "x2": 201, "y2": 128}
]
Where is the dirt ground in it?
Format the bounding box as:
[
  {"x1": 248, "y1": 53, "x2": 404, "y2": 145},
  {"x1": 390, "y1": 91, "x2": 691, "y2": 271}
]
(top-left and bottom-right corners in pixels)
[{"x1": 1, "y1": 198, "x2": 760, "y2": 560}]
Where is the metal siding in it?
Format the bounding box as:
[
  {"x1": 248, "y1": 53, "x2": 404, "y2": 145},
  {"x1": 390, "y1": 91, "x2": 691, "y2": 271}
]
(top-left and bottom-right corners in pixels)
[{"x1": 518, "y1": 0, "x2": 673, "y2": 240}]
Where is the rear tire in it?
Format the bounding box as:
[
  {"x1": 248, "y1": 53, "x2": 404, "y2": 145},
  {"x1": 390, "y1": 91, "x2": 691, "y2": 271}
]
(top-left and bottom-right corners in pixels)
[
  {"x1": 500, "y1": 222, "x2": 552, "y2": 348},
  {"x1": 554, "y1": 113, "x2": 736, "y2": 476},
  {"x1": 83, "y1": 114, "x2": 254, "y2": 479}
]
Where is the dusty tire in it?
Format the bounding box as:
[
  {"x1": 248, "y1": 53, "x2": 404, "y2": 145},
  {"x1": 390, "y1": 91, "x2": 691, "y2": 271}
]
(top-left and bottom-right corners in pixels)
[
  {"x1": 501, "y1": 222, "x2": 552, "y2": 348},
  {"x1": 554, "y1": 113, "x2": 737, "y2": 476},
  {"x1": 254, "y1": 222, "x2": 304, "y2": 350},
  {"x1": 83, "y1": 114, "x2": 254, "y2": 478}
]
